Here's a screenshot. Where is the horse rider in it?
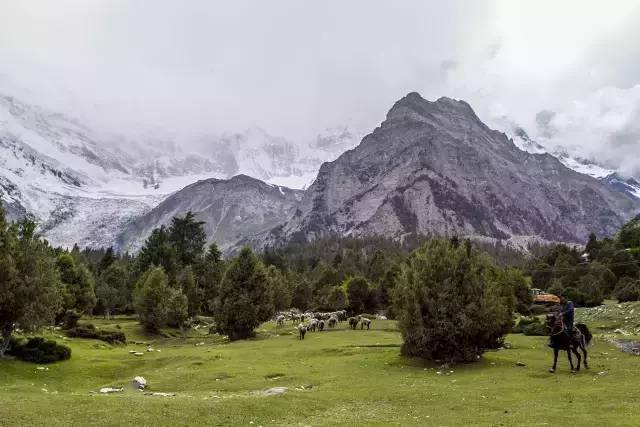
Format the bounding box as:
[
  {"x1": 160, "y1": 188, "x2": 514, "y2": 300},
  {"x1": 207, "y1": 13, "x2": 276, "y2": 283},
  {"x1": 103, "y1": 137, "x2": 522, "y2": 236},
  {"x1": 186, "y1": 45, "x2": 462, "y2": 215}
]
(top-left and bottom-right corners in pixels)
[{"x1": 559, "y1": 294, "x2": 575, "y2": 337}]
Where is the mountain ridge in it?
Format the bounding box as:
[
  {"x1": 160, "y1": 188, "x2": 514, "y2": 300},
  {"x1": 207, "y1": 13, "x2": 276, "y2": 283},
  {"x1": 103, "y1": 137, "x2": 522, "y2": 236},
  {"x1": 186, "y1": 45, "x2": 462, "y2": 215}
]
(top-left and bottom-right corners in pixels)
[{"x1": 258, "y1": 92, "x2": 640, "y2": 249}]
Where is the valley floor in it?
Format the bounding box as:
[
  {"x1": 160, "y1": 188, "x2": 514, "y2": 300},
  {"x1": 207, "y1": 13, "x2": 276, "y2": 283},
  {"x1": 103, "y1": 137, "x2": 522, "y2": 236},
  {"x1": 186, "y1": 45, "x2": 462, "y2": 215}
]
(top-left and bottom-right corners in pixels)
[{"x1": 1, "y1": 311, "x2": 640, "y2": 426}]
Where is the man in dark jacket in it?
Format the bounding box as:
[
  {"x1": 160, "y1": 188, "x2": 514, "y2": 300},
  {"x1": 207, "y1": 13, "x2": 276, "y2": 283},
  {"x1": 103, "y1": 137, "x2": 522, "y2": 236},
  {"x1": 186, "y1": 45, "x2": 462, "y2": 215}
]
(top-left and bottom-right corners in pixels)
[{"x1": 559, "y1": 295, "x2": 575, "y2": 335}]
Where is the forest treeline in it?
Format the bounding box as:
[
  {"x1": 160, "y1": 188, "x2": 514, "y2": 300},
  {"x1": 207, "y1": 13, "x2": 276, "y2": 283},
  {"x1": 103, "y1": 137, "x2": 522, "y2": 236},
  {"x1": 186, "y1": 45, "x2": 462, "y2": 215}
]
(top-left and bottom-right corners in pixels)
[{"x1": 1, "y1": 202, "x2": 639, "y2": 360}]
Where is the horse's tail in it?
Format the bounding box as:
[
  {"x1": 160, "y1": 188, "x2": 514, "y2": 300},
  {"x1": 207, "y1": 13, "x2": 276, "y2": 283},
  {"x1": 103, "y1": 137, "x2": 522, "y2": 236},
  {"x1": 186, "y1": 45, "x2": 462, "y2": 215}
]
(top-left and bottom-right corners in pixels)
[{"x1": 576, "y1": 323, "x2": 592, "y2": 346}]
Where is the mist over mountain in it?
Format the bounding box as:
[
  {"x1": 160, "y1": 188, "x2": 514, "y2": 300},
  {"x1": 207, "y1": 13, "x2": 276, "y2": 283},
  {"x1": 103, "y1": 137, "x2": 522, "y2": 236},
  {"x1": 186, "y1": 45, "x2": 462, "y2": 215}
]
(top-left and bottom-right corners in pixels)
[{"x1": 0, "y1": 93, "x2": 358, "y2": 248}]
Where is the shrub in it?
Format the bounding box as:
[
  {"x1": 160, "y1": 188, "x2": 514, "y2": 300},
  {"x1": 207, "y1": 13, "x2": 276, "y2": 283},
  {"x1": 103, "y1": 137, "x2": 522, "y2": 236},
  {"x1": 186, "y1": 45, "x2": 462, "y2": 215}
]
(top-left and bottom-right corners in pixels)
[
  {"x1": 515, "y1": 316, "x2": 540, "y2": 333},
  {"x1": 66, "y1": 324, "x2": 126, "y2": 344},
  {"x1": 8, "y1": 337, "x2": 71, "y2": 364},
  {"x1": 62, "y1": 309, "x2": 81, "y2": 330},
  {"x1": 393, "y1": 240, "x2": 515, "y2": 363},
  {"x1": 529, "y1": 305, "x2": 548, "y2": 316},
  {"x1": 523, "y1": 321, "x2": 548, "y2": 336},
  {"x1": 614, "y1": 277, "x2": 640, "y2": 302}
]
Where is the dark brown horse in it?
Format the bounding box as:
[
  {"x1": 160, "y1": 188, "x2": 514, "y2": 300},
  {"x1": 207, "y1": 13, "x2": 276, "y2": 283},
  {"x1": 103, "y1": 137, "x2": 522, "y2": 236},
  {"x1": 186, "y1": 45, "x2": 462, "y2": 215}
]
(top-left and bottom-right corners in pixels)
[{"x1": 546, "y1": 313, "x2": 592, "y2": 373}]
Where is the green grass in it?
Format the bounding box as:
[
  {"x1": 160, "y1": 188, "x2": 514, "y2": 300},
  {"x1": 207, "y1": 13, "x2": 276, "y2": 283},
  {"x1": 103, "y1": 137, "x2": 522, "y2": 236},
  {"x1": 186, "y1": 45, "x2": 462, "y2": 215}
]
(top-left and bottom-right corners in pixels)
[{"x1": 2, "y1": 309, "x2": 640, "y2": 426}]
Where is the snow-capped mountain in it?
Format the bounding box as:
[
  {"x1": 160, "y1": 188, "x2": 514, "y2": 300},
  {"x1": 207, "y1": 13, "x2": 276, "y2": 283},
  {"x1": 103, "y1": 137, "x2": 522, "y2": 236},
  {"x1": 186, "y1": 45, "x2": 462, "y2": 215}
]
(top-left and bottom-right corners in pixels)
[
  {"x1": 0, "y1": 93, "x2": 360, "y2": 248},
  {"x1": 499, "y1": 119, "x2": 640, "y2": 200}
]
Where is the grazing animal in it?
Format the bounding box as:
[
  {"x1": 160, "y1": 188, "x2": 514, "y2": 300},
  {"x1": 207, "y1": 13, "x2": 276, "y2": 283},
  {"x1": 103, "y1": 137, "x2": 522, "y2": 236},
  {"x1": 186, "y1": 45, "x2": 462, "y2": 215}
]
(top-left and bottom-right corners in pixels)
[
  {"x1": 360, "y1": 318, "x2": 371, "y2": 330},
  {"x1": 546, "y1": 312, "x2": 591, "y2": 373},
  {"x1": 309, "y1": 319, "x2": 318, "y2": 332},
  {"x1": 328, "y1": 316, "x2": 338, "y2": 328},
  {"x1": 298, "y1": 323, "x2": 307, "y2": 340},
  {"x1": 348, "y1": 317, "x2": 359, "y2": 330},
  {"x1": 318, "y1": 319, "x2": 325, "y2": 331},
  {"x1": 276, "y1": 315, "x2": 285, "y2": 327}
]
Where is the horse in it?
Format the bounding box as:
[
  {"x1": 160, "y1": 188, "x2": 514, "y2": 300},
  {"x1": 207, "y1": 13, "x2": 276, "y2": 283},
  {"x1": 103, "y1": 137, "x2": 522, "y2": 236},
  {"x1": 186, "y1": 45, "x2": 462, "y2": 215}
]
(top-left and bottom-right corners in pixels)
[{"x1": 546, "y1": 312, "x2": 592, "y2": 373}]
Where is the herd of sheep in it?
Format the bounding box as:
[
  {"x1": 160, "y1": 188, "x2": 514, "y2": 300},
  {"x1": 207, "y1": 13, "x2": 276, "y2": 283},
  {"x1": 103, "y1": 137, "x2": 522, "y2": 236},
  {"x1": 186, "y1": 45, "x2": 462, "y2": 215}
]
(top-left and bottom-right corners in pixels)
[{"x1": 274, "y1": 310, "x2": 373, "y2": 340}]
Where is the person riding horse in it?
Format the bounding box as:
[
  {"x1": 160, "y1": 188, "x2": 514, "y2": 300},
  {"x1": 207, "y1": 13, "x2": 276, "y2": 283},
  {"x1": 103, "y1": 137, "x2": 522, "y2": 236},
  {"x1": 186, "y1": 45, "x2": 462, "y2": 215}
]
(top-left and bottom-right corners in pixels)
[
  {"x1": 559, "y1": 294, "x2": 575, "y2": 337},
  {"x1": 546, "y1": 302, "x2": 592, "y2": 373}
]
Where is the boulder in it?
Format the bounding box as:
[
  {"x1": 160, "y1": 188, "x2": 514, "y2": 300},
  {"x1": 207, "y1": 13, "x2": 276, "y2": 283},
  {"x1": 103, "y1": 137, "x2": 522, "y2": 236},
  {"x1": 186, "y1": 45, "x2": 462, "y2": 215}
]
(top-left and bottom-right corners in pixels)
[{"x1": 132, "y1": 376, "x2": 147, "y2": 390}]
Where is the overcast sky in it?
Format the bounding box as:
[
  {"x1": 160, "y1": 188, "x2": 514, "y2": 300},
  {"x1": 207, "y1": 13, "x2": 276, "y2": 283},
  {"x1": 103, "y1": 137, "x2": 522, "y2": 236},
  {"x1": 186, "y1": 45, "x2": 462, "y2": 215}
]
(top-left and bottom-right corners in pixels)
[{"x1": 1, "y1": 0, "x2": 639, "y2": 175}]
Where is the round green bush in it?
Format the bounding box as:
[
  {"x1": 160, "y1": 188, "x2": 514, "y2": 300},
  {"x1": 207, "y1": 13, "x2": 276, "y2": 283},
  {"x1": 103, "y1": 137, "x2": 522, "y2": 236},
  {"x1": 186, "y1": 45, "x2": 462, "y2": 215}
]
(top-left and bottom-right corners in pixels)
[{"x1": 8, "y1": 337, "x2": 71, "y2": 364}]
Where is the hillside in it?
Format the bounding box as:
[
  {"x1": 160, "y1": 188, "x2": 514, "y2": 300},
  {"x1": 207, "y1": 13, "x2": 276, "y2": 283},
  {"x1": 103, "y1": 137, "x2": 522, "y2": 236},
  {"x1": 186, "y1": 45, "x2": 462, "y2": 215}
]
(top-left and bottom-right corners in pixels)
[{"x1": 116, "y1": 175, "x2": 303, "y2": 253}]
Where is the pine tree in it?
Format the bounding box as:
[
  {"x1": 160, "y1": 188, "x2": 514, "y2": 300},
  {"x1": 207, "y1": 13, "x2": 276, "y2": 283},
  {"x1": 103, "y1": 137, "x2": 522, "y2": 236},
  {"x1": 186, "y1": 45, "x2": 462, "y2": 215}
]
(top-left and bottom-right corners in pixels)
[
  {"x1": 343, "y1": 276, "x2": 370, "y2": 314},
  {"x1": 0, "y1": 210, "x2": 62, "y2": 357},
  {"x1": 327, "y1": 286, "x2": 349, "y2": 311},
  {"x1": 56, "y1": 253, "x2": 97, "y2": 314},
  {"x1": 133, "y1": 266, "x2": 172, "y2": 332},
  {"x1": 169, "y1": 211, "x2": 206, "y2": 266},
  {"x1": 137, "y1": 226, "x2": 178, "y2": 279},
  {"x1": 96, "y1": 261, "x2": 128, "y2": 318},
  {"x1": 265, "y1": 265, "x2": 292, "y2": 312},
  {"x1": 177, "y1": 266, "x2": 199, "y2": 317},
  {"x1": 200, "y1": 242, "x2": 225, "y2": 314},
  {"x1": 213, "y1": 247, "x2": 272, "y2": 340},
  {"x1": 98, "y1": 247, "x2": 117, "y2": 273},
  {"x1": 167, "y1": 287, "x2": 189, "y2": 337}
]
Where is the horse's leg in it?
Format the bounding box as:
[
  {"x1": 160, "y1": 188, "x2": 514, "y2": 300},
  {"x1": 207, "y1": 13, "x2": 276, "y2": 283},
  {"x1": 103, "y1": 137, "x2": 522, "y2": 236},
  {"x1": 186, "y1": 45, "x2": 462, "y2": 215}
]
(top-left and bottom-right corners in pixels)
[
  {"x1": 567, "y1": 349, "x2": 576, "y2": 373},
  {"x1": 572, "y1": 347, "x2": 581, "y2": 371},
  {"x1": 549, "y1": 348, "x2": 558, "y2": 373},
  {"x1": 581, "y1": 344, "x2": 589, "y2": 369}
]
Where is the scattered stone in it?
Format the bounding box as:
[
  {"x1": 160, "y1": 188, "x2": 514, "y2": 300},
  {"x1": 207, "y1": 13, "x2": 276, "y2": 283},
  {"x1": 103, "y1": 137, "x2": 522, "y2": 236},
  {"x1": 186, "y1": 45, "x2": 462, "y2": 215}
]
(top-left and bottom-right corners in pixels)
[
  {"x1": 146, "y1": 392, "x2": 176, "y2": 397},
  {"x1": 99, "y1": 387, "x2": 124, "y2": 394},
  {"x1": 133, "y1": 352, "x2": 144, "y2": 356},
  {"x1": 36, "y1": 366, "x2": 48, "y2": 371},
  {"x1": 195, "y1": 342, "x2": 205, "y2": 347},
  {"x1": 598, "y1": 371, "x2": 608, "y2": 376},
  {"x1": 302, "y1": 384, "x2": 314, "y2": 389},
  {"x1": 132, "y1": 376, "x2": 147, "y2": 390},
  {"x1": 516, "y1": 362, "x2": 526, "y2": 367},
  {"x1": 503, "y1": 342, "x2": 513, "y2": 349},
  {"x1": 260, "y1": 387, "x2": 288, "y2": 396},
  {"x1": 128, "y1": 350, "x2": 137, "y2": 354},
  {"x1": 146, "y1": 348, "x2": 154, "y2": 352}
]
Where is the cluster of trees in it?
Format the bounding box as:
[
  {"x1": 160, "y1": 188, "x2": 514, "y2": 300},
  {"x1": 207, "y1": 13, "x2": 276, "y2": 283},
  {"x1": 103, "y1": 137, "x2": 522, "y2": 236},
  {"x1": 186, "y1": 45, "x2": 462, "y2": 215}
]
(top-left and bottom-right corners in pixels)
[
  {"x1": 0, "y1": 200, "x2": 536, "y2": 357},
  {"x1": 527, "y1": 215, "x2": 640, "y2": 306},
  {"x1": 6, "y1": 198, "x2": 637, "y2": 364}
]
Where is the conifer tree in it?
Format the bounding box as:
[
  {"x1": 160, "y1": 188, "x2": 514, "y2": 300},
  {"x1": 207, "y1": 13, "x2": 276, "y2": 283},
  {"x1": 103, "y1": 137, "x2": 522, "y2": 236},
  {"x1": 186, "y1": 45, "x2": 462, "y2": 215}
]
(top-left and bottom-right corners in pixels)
[{"x1": 213, "y1": 247, "x2": 272, "y2": 340}]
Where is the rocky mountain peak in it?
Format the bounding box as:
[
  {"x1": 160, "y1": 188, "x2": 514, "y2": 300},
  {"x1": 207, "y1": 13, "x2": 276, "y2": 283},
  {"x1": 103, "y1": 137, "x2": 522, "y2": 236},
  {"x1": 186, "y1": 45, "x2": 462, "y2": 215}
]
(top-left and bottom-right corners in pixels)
[
  {"x1": 385, "y1": 92, "x2": 480, "y2": 126},
  {"x1": 263, "y1": 93, "x2": 640, "y2": 248}
]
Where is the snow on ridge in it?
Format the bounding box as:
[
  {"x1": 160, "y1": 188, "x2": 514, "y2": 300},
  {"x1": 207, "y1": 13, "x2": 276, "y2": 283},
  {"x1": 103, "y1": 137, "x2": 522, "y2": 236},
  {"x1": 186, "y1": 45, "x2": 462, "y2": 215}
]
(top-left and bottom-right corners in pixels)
[{"x1": 557, "y1": 155, "x2": 614, "y2": 179}]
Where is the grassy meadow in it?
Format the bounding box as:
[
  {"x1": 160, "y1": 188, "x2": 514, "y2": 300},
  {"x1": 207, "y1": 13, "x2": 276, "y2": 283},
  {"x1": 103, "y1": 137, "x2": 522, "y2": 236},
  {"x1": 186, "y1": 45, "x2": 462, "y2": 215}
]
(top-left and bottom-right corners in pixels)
[{"x1": 2, "y1": 303, "x2": 640, "y2": 426}]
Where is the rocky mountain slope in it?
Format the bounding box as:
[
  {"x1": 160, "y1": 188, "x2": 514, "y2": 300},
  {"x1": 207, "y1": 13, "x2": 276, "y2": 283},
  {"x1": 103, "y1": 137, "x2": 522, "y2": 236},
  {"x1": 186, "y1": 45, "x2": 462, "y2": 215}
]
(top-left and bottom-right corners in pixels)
[
  {"x1": 263, "y1": 93, "x2": 640, "y2": 247},
  {"x1": 116, "y1": 175, "x2": 303, "y2": 254}
]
